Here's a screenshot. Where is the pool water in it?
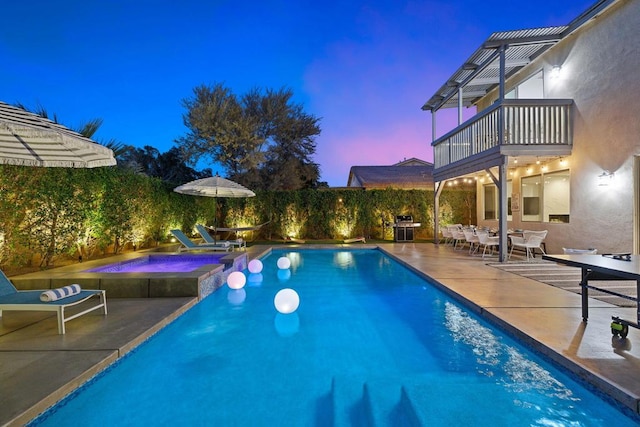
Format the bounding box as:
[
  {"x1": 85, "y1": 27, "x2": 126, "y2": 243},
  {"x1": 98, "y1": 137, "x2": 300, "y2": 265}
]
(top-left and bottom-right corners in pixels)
[
  {"x1": 32, "y1": 249, "x2": 639, "y2": 426},
  {"x1": 84, "y1": 254, "x2": 227, "y2": 273}
]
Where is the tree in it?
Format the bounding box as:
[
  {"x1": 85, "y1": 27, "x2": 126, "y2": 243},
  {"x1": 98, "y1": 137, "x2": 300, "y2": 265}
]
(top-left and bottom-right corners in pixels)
[
  {"x1": 118, "y1": 145, "x2": 212, "y2": 185},
  {"x1": 177, "y1": 83, "x2": 323, "y2": 190}
]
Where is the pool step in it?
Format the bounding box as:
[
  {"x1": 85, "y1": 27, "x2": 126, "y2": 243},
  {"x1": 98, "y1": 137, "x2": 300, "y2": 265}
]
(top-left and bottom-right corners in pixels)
[
  {"x1": 400, "y1": 380, "x2": 520, "y2": 425},
  {"x1": 362, "y1": 379, "x2": 403, "y2": 426},
  {"x1": 331, "y1": 375, "x2": 431, "y2": 426},
  {"x1": 331, "y1": 376, "x2": 367, "y2": 426}
]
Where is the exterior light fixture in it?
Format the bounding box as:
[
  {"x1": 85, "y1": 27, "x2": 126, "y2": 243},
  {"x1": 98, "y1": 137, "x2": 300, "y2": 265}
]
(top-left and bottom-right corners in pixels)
[
  {"x1": 599, "y1": 170, "x2": 614, "y2": 185},
  {"x1": 550, "y1": 65, "x2": 562, "y2": 79},
  {"x1": 598, "y1": 170, "x2": 614, "y2": 186}
]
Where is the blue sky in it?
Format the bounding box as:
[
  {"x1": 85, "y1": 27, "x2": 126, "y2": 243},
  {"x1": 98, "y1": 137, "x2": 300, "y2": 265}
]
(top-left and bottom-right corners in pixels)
[{"x1": 1, "y1": 0, "x2": 594, "y2": 186}]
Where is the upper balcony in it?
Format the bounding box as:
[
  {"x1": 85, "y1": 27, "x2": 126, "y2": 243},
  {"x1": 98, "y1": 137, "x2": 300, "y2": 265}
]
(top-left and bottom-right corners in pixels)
[{"x1": 431, "y1": 98, "x2": 573, "y2": 180}]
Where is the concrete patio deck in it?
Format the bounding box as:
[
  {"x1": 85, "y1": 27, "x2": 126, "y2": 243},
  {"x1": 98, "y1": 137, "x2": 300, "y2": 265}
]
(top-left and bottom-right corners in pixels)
[{"x1": 1, "y1": 243, "x2": 639, "y2": 425}]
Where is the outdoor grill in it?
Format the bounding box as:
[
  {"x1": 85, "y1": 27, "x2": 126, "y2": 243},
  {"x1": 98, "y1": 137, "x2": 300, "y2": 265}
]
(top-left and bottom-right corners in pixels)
[{"x1": 393, "y1": 215, "x2": 421, "y2": 242}]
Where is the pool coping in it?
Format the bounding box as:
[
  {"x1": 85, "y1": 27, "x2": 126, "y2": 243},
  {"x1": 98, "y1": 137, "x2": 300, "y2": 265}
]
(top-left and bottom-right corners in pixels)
[{"x1": 10, "y1": 250, "x2": 248, "y2": 300}]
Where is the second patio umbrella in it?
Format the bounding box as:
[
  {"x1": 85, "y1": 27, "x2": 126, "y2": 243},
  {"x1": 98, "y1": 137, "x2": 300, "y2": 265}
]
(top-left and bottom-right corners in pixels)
[{"x1": 173, "y1": 175, "x2": 255, "y2": 241}]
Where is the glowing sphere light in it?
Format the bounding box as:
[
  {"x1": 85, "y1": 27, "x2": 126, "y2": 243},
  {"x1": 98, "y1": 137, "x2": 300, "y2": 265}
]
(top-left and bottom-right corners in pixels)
[
  {"x1": 227, "y1": 271, "x2": 247, "y2": 289},
  {"x1": 248, "y1": 259, "x2": 263, "y2": 274},
  {"x1": 274, "y1": 288, "x2": 300, "y2": 314},
  {"x1": 277, "y1": 257, "x2": 291, "y2": 270}
]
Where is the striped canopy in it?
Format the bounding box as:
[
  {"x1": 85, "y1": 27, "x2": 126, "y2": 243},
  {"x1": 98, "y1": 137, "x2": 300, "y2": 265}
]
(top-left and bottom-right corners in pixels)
[
  {"x1": 0, "y1": 101, "x2": 116, "y2": 168},
  {"x1": 174, "y1": 176, "x2": 255, "y2": 198}
]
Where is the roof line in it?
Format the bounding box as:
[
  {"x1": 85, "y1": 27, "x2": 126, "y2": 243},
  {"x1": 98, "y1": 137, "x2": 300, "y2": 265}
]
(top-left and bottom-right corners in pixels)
[{"x1": 422, "y1": 0, "x2": 619, "y2": 113}]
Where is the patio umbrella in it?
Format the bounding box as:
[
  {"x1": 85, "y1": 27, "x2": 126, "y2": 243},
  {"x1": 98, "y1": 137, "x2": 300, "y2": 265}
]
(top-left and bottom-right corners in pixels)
[
  {"x1": 0, "y1": 101, "x2": 116, "y2": 168},
  {"x1": 173, "y1": 175, "x2": 256, "y2": 198},
  {"x1": 173, "y1": 175, "x2": 255, "y2": 241}
]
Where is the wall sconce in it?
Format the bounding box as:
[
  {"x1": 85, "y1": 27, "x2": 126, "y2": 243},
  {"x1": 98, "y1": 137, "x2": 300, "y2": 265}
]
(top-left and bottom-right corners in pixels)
[
  {"x1": 550, "y1": 65, "x2": 562, "y2": 79},
  {"x1": 598, "y1": 170, "x2": 614, "y2": 186}
]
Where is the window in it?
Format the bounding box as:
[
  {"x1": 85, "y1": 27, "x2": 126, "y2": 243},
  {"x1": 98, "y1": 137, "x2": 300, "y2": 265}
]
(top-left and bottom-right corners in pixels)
[
  {"x1": 521, "y1": 170, "x2": 570, "y2": 222},
  {"x1": 483, "y1": 181, "x2": 513, "y2": 220},
  {"x1": 506, "y1": 70, "x2": 544, "y2": 99},
  {"x1": 544, "y1": 170, "x2": 570, "y2": 223},
  {"x1": 521, "y1": 175, "x2": 542, "y2": 221},
  {"x1": 483, "y1": 184, "x2": 496, "y2": 220},
  {"x1": 506, "y1": 180, "x2": 513, "y2": 220}
]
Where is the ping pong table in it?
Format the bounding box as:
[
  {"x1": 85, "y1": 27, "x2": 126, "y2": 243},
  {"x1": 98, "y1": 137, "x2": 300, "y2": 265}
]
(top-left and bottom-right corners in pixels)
[{"x1": 542, "y1": 253, "x2": 639, "y2": 338}]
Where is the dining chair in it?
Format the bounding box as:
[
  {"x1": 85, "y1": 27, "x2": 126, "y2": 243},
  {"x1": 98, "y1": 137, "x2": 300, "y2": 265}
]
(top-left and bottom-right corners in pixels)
[
  {"x1": 509, "y1": 230, "x2": 548, "y2": 261},
  {"x1": 476, "y1": 230, "x2": 500, "y2": 259},
  {"x1": 450, "y1": 227, "x2": 467, "y2": 250},
  {"x1": 462, "y1": 228, "x2": 480, "y2": 255}
]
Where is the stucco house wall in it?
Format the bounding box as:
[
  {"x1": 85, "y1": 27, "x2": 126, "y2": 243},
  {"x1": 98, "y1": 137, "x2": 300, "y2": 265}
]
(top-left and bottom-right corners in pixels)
[{"x1": 474, "y1": 0, "x2": 640, "y2": 254}]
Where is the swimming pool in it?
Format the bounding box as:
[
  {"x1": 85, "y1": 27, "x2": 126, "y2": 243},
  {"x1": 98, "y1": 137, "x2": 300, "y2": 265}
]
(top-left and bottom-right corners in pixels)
[{"x1": 30, "y1": 249, "x2": 639, "y2": 426}]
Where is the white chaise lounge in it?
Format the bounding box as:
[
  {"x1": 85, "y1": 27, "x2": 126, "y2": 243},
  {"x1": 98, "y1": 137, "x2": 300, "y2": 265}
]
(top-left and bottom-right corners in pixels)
[{"x1": 0, "y1": 271, "x2": 107, "y2": 334}]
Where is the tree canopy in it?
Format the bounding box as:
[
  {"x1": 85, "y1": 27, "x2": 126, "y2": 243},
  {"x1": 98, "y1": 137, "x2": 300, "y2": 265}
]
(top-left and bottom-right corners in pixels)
[
  {"x1": 118, "y1": 146, "x2": 211, "y2": 185},
  {"x1": 176, "y1": 83, "x2": 325, "y2": 190}
]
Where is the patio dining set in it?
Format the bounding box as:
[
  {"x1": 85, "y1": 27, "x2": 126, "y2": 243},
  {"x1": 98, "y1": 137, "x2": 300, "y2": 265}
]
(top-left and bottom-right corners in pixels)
[{"x1": 440, "y1": 225, "x2": 548, "y2": 261}]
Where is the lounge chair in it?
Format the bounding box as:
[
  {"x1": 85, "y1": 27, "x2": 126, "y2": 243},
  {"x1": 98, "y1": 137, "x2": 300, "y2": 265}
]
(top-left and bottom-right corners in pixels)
[
  {"x1": 195, "y1": 224, "x2": 246, "y2": 250},
  {"x1": 170, "y1": 229, "x2": 232, "y2": 252},
  {"x1": 0, "y1": 271, "x2": 107, "y2": 334},
  {"x1": 344, "y1": 237, "x2": 366, "y2": 243}
]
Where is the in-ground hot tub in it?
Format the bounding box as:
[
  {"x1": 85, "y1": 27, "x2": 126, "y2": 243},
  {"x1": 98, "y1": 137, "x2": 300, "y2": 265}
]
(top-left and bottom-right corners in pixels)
[
  {"x1": 85, "y1": 254, "x2": 231, "y2": 273},
  {"x1": 11, "y1": 252, "x2": 248, "y2": 299}
]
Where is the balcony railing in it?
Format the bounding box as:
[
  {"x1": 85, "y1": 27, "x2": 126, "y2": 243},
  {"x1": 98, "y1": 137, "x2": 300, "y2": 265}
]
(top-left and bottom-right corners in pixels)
[{"x1": 433, "y1": 99, "x2": 573, "y2": 168}]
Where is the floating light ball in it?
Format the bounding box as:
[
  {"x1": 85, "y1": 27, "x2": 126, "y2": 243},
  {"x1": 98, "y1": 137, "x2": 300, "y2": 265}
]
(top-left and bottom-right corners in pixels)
[
  {"x1": 274, "y1": 288, "x2": 300, "y2": 314},
  {"x1": 277, "y1": 256, "x2": 291, "y2": 270},
  {"x1": 227, "y1": 271, "x2": 246, "y2": 289},
  {"x1": 248, "y1": 259, "x2": 263, "y2": 274}
]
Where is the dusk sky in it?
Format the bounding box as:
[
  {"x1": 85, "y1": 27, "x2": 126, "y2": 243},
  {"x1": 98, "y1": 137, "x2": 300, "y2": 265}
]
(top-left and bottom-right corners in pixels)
[{"x1": 1, "y1": 0, "x2": 594, "y2": 186}]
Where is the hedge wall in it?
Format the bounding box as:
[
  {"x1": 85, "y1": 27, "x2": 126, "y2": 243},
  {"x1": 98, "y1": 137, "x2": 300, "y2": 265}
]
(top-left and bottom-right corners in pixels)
[{"x1": 0, "y1": 165, "x2": 475, "y2": 269}]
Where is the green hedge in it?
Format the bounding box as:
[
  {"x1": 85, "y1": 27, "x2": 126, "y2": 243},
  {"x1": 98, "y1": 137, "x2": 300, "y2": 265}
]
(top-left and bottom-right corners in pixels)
[{"x1": 0, "y1": 165, "x2": 475, "y2": 269}]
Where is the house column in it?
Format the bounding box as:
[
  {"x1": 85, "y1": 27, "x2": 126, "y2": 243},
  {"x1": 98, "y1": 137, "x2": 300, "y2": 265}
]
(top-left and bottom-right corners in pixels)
[
  {"x1": 434, "y1": 181, "x2": 444, "y2": 246},
  {"x1": 458, "y1": 87, "x2": 463, "y2": 125},
  {"x1": 498, "y1": 44, "x2": 508, "y2": 262},
  {"x1": 498, "y1": 158, "x2": 508, "y2": 261},
  {"x1": 432, "y1": 111, "x2": 441, "y2": 245}
]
